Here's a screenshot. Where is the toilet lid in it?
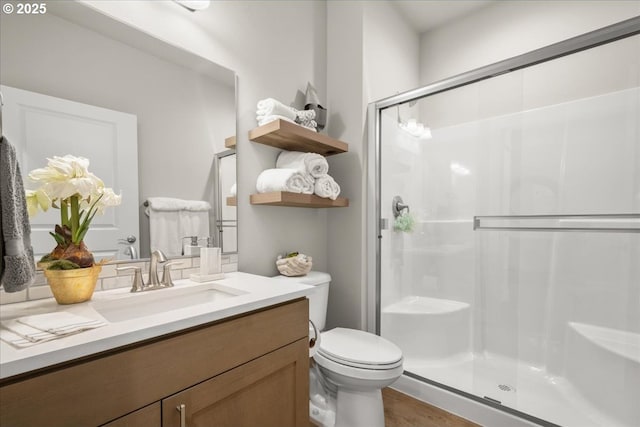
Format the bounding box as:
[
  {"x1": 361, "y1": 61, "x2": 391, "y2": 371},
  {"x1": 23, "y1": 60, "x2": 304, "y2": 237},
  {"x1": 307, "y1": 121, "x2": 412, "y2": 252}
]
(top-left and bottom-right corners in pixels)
[{"x1": 318, "y1": 328, "x2": 403, "y2": 369}]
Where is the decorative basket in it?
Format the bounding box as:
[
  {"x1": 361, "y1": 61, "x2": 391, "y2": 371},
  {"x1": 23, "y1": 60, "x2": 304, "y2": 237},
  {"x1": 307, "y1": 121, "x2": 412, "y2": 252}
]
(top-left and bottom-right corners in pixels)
[{"x1": 276, "y1": 253, "x2": 312, "y2": 277}]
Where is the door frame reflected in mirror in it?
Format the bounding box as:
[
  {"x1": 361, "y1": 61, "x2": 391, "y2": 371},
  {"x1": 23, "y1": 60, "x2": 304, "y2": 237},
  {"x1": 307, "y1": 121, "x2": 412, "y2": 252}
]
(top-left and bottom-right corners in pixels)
[{"x1": 213, "y1": 149, "x2": 237, "y2": 255}]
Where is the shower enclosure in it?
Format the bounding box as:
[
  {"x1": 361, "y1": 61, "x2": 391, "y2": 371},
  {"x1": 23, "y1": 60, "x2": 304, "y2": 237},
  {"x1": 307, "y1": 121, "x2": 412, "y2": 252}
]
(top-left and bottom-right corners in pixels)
[{"x1": 368, "y1": 19, "x2": 639, "y2": 427}]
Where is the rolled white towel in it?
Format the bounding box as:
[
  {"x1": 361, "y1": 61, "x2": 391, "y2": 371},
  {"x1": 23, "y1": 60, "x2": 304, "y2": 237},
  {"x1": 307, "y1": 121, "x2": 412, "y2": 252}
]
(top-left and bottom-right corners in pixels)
[
  {"x1": 257, "y1": 114, "x2": 297, "y2": 126},
  {"x1": 256, "y1": 98, "x2": 297, "y2": 121},
  {"x1": 314, "y1": 175, "x2": 341, "y2": 200},
  {"x1": 276, "y1": 151, "x2": 328, "y2": 178},
  {"x1": 256, "y1": 168, "x2": 314, "y2": 194},
  {"x1": 295, "y1": 109, "x2": 316, "y2": 121},
  {"x1": 230, "y1": 183, "x2": 237, "y2": 197}
]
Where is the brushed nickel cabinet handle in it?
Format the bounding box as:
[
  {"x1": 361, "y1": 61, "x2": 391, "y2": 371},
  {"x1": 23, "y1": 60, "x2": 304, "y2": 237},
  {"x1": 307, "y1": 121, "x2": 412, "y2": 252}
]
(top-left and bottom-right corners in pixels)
[{"x1": 176, "y1": 403, "x2": 186, "y2": 427}]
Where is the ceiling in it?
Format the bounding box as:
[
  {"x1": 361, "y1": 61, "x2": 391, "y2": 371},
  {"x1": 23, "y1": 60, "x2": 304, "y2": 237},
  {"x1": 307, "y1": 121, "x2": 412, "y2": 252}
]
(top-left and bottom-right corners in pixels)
[{"x1": 391, "y1": 1, "x2": 495, "y2": 33}]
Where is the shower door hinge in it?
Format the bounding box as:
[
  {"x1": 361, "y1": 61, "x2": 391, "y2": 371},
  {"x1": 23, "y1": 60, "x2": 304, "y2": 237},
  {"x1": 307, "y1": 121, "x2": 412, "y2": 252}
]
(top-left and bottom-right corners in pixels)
[{"x1": 380, "y1": 218, "x2": 388, "y2": 231}]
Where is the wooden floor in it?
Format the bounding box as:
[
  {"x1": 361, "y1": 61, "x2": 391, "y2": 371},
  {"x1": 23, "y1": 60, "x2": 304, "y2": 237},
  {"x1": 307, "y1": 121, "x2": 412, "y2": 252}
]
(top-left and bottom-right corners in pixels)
[
  {"x1": 383, "y1": 388, "x2": 480, "y2": 427},
  {"x1": 310, "y1": 387, "x2": 479, "y2": 427}
]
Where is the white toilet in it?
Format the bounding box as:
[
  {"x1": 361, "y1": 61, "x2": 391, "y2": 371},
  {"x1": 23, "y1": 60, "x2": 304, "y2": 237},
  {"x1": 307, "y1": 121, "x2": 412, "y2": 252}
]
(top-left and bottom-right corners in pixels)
[{"x1": 280, "y1": 271, "x2": 403, "y2": 427}]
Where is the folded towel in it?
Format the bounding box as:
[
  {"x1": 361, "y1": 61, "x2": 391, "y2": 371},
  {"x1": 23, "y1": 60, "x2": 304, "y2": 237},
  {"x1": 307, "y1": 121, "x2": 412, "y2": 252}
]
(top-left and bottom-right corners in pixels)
[
  {"x1": 0, "y1": 327, "x2": 52, "y2": 348},
  {"x1": 0, "y1": 312, "x2": 106, "y2": 348},
  {"x1": 257, "y1": 115, "x2": 317, "y2": 132},
  {"x1": 256, "y1": 98, "x2": 297, "y2": 121},
  {"x1": 145, "y1": 197, "x2": 211, "y2": 212},
  {"x1": 230, "y1": 183, "x2": 237, "y2": 197},
  {"x1": 314, "y1": 174, "x2": 341, "y2": 200},
  {"x1": 257, "y1": 114, "x2": 297, "y2": 126},
  {"x1": 256, "y1": 168, "x2": 314, "y2": 194},
  {"x1": 18, "y1": 312, "x2": 106, "y2": 334},
  {"x1": 0, "y1": 137, "x2": 36, "y2": 293},
  {"x1": 276, "y1": 151, "x2": 328, "y2": 178}
]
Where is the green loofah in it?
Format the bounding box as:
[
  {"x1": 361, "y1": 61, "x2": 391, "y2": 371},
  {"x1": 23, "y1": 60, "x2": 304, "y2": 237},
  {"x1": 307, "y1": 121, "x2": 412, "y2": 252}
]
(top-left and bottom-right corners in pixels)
[{"x1": 393, "y1": 211, "x2": 415, "y2": 232}]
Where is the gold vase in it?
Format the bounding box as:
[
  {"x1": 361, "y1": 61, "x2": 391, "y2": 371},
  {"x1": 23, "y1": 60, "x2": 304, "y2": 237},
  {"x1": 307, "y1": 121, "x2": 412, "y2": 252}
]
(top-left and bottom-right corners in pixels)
[{"x1": 44, "y1": 265, "x2": 102, "y2": 305}]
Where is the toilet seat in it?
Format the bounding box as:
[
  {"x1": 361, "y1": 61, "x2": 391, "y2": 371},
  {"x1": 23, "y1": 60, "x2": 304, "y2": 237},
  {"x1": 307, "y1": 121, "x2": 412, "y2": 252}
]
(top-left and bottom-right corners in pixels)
[
  {"x1": 314, "y1": 350, "x2": 404, "y2": 383},
  {"x1": 316, "y1": 328, "x2": 403, "y2": 370}
]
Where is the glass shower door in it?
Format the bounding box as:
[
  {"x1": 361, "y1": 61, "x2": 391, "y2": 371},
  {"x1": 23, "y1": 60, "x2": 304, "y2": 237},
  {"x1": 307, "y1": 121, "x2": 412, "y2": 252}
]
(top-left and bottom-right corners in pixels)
[{"x1": 377, "y1": 31, "x2": 640, "y2": 427}]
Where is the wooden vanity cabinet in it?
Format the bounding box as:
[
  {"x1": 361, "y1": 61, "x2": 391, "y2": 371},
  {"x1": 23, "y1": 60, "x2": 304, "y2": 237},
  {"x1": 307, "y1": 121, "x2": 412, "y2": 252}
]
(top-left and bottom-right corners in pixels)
[
  {"x1": 103, "y1": 403, "x2": 161, "y2": 427},
  {"x1": 0, "y1": 298, "x2": 309, "y2": 427}
]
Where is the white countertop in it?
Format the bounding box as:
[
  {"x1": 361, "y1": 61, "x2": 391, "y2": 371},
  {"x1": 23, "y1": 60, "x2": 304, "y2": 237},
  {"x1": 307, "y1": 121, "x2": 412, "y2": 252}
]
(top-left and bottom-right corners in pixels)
[{"x1": 0, "y1": 272, "x2": 313, "y2": 379}]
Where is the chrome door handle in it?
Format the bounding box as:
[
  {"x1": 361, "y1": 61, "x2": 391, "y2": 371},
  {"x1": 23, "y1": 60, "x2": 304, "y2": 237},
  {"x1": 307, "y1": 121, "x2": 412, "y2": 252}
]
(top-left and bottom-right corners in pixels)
[
  {"x1": 118, "y1": 235, "x2": 137, "y2": 244},
  {"x1": 176, "y1": 403, "x2": 186, "y2": 427}
]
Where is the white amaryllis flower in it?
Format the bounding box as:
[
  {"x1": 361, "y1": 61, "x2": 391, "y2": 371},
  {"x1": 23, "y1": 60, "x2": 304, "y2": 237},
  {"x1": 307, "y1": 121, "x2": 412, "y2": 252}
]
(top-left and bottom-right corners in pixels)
[
  {"x1": 25, "y1": 189, "x2": 51, "y2": 218},
  {"x1": 26, "y1": 154, "x2": 122, "y2": 246},
  {"x1": 95, "y1": 187, "x2": 122, "y2": 214},
  {"x1": 29, "y1": 155, "x2": 104, "y2": 200}
]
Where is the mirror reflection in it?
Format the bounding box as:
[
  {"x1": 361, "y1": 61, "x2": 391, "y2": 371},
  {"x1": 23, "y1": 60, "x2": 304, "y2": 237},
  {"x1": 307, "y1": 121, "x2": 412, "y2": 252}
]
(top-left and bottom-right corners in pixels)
[
  {"x1": 213, "y1": 149, "x2": 237, "y2": 254},
  {"x1": 0, "y1": 2, "x2": 237, "y2": 261}
]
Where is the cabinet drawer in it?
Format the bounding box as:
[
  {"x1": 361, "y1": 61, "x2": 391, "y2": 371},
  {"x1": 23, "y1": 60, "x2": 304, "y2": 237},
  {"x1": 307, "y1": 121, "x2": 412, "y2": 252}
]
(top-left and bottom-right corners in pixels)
[
  {"x1": 0, "y1": 298, "x2": 308, "y2": 427},
  {"x1": 163, "y1": 338, "x2": 309, "y2": 427}
]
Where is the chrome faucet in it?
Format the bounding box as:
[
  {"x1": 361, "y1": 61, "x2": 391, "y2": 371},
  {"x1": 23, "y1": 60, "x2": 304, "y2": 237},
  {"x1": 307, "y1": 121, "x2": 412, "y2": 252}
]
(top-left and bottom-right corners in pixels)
[{"x1": 148, "y1": 250, "x2": 168, "y2": 287}]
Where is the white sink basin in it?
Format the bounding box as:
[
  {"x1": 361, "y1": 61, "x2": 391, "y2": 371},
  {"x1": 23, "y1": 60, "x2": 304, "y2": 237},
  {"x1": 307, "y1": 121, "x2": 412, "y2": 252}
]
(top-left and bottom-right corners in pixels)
[{"x1": 92, "y1": 283, "x2": 247, "y2": 323}]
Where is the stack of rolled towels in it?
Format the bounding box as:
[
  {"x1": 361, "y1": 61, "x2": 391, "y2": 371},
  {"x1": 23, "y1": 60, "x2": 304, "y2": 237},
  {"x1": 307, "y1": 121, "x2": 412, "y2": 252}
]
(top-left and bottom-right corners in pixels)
[
  {"x1": 256, "y1": 151, "x2": 341, "y2": 200},
  {"x1": 256, "y1": 98, "x2": 318, "y2": 132}
]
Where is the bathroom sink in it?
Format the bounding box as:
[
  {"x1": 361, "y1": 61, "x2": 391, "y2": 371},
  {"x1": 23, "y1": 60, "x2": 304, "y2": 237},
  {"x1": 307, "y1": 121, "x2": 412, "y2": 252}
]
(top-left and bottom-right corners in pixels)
[{"x1": 92, "y1": 283, "x2": 247, "y2": 323}]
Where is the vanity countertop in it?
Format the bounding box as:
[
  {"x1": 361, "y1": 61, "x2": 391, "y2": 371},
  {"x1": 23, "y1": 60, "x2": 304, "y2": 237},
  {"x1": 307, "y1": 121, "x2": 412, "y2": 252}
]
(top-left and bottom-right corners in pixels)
[{"x1": 0, "y1": 272, "x2": 313, "y2": 380}]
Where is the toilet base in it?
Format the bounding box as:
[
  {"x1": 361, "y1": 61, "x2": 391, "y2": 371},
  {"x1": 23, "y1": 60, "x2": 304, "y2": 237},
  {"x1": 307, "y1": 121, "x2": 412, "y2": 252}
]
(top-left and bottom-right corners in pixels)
[{"x1": 335, "y1": 388, "x2": 385, "y2": 427}]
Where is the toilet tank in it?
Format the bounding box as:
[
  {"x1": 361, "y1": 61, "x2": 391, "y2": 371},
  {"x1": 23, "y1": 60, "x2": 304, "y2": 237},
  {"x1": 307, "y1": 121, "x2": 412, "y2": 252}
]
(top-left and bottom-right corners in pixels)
[{"x1": 276, "y1": 271, "x2": 331, "y2": 331}]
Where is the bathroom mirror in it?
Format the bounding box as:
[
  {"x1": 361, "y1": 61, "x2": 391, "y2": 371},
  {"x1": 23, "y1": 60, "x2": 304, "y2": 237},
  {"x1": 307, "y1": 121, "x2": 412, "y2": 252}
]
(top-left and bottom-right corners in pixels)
[{"x1": 0, "y1": 1, "x2": 237, "y2": 261}]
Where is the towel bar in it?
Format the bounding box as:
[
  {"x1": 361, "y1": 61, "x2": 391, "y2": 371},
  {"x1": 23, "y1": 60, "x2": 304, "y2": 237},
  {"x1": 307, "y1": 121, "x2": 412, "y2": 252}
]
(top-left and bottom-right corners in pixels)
[{"x1": 473, "y1": 213, "x2": 640, "y2": 233}]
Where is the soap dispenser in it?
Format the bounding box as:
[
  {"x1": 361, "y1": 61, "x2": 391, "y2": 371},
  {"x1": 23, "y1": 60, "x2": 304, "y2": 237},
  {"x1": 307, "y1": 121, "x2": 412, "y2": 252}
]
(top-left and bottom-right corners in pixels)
[
  {"x1": 190, "y1": 237, "x2": 224, "y2": 282},
  {"x1": 182, "y1": 236, "x2": 200, "y2": 256}
]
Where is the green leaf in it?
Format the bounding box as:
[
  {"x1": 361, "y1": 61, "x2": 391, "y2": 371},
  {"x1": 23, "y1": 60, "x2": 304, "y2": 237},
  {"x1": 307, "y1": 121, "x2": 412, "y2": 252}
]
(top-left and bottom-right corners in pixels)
[
  {"x1": 49, "y1": 231, "x2": 65, "y2": 246},
  {"x1": 72, "y1": 193, "x2": 103, "y2": 244}
]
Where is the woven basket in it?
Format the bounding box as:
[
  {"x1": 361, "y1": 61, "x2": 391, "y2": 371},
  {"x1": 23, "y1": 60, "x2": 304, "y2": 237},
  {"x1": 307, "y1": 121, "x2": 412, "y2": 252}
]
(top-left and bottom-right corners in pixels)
[{"x1": 276, "y1": 254, "x2": 312, "y2": 277}]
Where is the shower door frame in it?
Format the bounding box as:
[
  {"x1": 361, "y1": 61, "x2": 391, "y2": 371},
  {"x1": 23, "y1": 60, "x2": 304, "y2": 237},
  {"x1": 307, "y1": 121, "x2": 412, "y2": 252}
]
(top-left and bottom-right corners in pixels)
[{"x1": 366, "y1": 15, "x2": 640, "y2": 423}]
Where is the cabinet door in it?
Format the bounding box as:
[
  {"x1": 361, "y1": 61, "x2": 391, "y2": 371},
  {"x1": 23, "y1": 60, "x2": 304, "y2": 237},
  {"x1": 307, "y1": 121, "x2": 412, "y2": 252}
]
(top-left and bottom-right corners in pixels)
[
  {"x1": 162, "y1": 338, "x2": 309, "y2": 427},
  {"x1": 101, "y1": 403, "x2": 161, "y2": 427}
]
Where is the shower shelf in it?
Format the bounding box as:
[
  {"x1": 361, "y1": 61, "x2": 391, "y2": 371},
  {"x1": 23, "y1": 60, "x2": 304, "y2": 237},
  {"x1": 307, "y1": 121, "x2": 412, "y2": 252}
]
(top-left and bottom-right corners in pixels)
[
  {"x1": 249, "y1": 119, "x2": 348, "y2": 156},
  {"x1": 250, "y1": 191, "x2": 349, "y2": 208},
  {"x1": 226, "y1": 197, "x2": 237, "y2": 206}
]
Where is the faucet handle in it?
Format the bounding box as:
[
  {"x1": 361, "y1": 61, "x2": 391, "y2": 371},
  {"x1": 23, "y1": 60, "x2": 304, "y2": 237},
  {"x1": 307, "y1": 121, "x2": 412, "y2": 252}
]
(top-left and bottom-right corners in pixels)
[
  {"x1": 117, "y1": 266, "x2": 145, "y2": 292},
  {"x1": 161, "y1": 261, "x2": 181, "y2": 287}
]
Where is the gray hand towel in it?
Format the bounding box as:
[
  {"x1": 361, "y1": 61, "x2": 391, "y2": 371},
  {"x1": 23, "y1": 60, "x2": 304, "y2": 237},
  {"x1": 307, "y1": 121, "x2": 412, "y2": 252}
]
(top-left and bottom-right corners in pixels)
[{"x1": 0, "y1": 136, "x2": 35, "y2": 292}]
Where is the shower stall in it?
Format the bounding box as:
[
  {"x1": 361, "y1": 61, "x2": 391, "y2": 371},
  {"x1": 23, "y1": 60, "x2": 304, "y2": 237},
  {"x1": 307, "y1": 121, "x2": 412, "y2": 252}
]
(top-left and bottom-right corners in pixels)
[{"x1": 368, "y1": 18, "x2": 639, "y2": 427}]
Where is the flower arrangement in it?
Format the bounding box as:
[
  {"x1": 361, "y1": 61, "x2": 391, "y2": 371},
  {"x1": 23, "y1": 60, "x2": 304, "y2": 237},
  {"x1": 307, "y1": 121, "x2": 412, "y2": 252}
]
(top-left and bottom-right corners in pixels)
[{"x1": 25, "y1": 155, "x2": 121, "y2": 269}]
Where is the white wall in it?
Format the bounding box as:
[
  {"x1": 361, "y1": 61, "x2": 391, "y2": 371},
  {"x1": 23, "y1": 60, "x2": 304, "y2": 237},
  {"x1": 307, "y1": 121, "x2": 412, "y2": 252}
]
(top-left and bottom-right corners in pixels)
[
  {"x1": 420, "y1": 0, "x2": 640, "y2": 84},
  {"x1": 79, "y1": 0, "x2": 329, "y2": 275},
  {"x1": 326, "y1": 1, "x2": 419, "y2": 329}
]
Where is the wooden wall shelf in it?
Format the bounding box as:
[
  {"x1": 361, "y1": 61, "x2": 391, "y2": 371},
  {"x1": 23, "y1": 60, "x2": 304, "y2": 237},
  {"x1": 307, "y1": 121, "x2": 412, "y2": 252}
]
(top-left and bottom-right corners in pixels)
[
  {"x1": 249, "y1": 120, "x2": 348, "y2": 156},
  {"x1": 224, "y1": 136, "x2": 236, "y2": 149},
  {"x1": 250, "y1": 192, "x2": 349, "y2": 208},
  {"x1": 226, "y1": 197, "x2": 237, "y2": 206}
]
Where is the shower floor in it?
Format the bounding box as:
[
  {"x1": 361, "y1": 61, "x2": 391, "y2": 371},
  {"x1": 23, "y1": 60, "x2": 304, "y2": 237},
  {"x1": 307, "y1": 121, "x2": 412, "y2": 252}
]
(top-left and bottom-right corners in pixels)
[{"x1": 404, "y1": 353, "x2": 623, "y2": 427}]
